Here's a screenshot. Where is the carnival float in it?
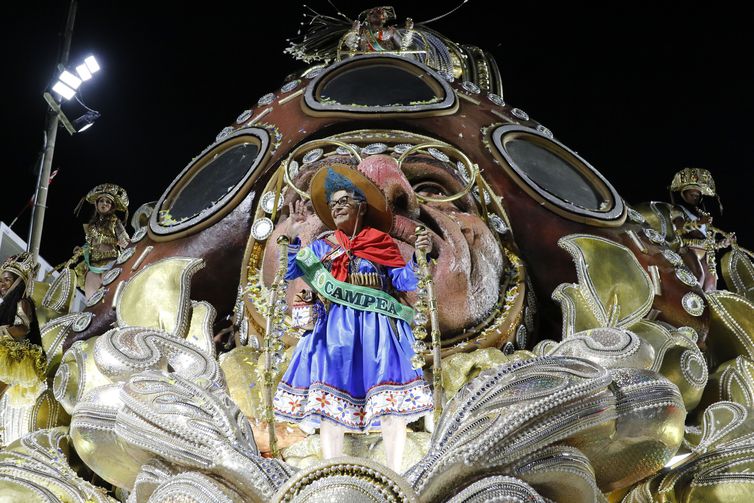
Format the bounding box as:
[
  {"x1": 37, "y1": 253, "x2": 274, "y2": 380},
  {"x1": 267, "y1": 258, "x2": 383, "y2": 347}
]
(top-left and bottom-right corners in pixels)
[{"x1": 2, "y1": 6, "x2": 754, "y2": 503}]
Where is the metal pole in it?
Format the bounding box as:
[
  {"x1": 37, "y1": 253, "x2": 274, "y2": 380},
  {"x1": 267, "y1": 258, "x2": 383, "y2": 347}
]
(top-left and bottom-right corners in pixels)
[{"x1": 28, "y1": 0, "x2": 77, "y2": 261}]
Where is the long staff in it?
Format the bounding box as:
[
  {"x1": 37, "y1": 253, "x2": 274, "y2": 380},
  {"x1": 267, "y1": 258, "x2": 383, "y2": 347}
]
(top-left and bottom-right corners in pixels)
[
  {"x1": 415, "y1": 225, "x2": 444, "y2": 423},
  {"x1": 264, "y1": 235, "x2": 289, "y2": 458}
]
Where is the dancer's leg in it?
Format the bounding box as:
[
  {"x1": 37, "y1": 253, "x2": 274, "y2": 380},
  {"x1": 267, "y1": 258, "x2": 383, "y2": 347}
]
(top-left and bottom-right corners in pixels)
[
  {"x1": 381, "y1": 415, "x2": 407, "y2": 473},
  {"x1": 319, "y1": 420, "x2": 345, "y2": 459}
]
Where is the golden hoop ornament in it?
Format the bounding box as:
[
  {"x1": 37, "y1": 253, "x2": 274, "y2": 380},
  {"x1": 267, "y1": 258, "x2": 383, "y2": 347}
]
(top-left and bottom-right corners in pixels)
[{"x1": 397, "y1": 142, "x2": 478, "y2": 203}]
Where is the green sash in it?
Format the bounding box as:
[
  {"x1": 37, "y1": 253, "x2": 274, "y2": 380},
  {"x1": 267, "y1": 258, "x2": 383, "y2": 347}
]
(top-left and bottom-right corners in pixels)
[{"x1": 295, "y1": 247, "x2": 414, "y2": 324}]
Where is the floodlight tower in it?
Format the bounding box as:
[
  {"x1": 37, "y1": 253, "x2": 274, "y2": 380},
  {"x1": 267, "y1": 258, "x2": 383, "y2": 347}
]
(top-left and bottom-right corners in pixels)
[
  {"x1": 28, "y1": 0, "x2": 77, "y2": 262},
  {"x1": 29, "y1": 0, "x2": 102, "y2": 262}
]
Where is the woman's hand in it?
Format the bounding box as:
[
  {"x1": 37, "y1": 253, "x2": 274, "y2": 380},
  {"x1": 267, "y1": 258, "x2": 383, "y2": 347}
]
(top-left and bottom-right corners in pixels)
[
  {"x1": 415, "y1": 227, "x2": 432, "y2": 254},
  {"x1": 287, "y1": 200, "x2": 308, "y2": 238}
]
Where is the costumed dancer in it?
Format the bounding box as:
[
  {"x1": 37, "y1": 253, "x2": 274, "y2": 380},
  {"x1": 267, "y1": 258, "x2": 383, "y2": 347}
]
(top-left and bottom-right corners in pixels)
[
  {"x1": 347, "y1": 7, "x2": 414, "y2": 53},
  {"x1": 0, "y1": 253, "x2": 46, "y2": 407},
  {"x1": 72, "y1": 183, "x2": 130, "y2": 298},
  {"x1": 273, "y1": 165, "x2": 433, "y2": 472},
  {"x1": 669, "y1": 167, "x2": 731, "y2": 291}
]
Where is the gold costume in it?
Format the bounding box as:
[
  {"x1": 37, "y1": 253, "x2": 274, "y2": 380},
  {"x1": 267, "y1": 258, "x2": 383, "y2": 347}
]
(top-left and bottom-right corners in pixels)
[
  {"x1": 670, "y1": 167, "x2": 728, "y2": 290},
  {"x1": 72, "y1": 183, "x2": 130, "y2": 289},
  {"x1": 0, "y1": 254, "x2": 46, "y2": 407}
]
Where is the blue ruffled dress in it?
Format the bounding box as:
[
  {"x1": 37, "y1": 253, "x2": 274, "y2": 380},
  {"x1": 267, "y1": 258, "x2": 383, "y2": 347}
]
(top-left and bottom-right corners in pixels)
[{"x1": 273, "y1": 237, "x2": 433, "y2": 432}]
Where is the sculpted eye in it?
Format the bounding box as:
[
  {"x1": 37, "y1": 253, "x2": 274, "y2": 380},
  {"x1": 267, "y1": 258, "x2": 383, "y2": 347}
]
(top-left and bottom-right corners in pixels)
[
  {"x1": 412, "y1": 180, "x2": 451, "y2": 197},
  {"x1": 401, "y1": 158, "x2": 475, "y2": 212},
  {"x1": 303, "y1": 55, "x2": 457, "y2": 117},
  {"x1": 151, "y1": 127, "x2": 271, "y2": 238},
  {"x1": 488, "y1": 124, "x2": 625, "y2": 226}
]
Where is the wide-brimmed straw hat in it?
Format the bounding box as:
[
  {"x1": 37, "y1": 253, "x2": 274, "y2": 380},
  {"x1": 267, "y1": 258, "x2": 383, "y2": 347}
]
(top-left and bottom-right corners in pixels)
[{"x1": 309, "y1": 164, "x2": 392, "y2": 233}]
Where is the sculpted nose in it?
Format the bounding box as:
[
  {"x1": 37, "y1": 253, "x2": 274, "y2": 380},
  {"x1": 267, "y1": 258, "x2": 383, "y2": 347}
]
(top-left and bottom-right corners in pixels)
[{"x1": 357, "y1": 154, "x2": 419, "y2": 218}]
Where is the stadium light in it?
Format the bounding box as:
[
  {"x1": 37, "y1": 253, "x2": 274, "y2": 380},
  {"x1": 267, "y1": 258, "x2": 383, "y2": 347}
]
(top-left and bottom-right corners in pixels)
[{"x1": 46, "y1": 55, "x2": 101, "y2": 134}]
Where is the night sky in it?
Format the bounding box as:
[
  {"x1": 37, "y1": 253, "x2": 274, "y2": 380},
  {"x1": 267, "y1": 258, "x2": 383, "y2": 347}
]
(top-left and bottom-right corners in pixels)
[{"x1": 2, "y1": 2, "x2": 752, "y2": 265}]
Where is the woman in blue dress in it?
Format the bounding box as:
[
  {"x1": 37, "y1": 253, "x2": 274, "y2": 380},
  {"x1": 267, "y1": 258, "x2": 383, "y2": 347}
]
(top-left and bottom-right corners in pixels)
[{"x1": 274, "y1": 164, "x2": 433, "y2": 472}]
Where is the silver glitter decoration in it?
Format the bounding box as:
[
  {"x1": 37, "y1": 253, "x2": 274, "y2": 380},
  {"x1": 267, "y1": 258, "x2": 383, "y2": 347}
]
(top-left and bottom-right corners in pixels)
[
  {"x1": 456, "y1": 160, "x2": 470, "y2": 182},
  {"x1": 257, "y1": 93, "x2": 275, "y2": 105},
  {"x1": 261, "y1": 191, "x2": 284, "y2": 214},
  {"x1": 474, "y1": 186, "x2": 492, "y2": 205},
  {"x1": 675, "y1": 267, "x2": 700, "y2": 287},
  {"x1": 236, "y1": 109, "x2": 252, "y2": 124},
  {"x1": 448, "y1": 475, "x2": 545, "y2": 503},
  {"x1": 251, "y1": 218, "x2": 274, "y2": 241},
  {"x1": 85, "y1": 287, "x2": 107, "y2": 307},
  {"x1": 335, "y1": 144, "x2": 360, "y2": 155},
  {"x1": 306, "y1": 68, "x2": 324, "y2": 79},
  {"x1": 676, "y1": 326, "x2": 699, "y2": 343},
  {"x1": 101, "y1": 267, "x2": 122, "y2": 286},
  {"x1": 662, "y1": 249, "x2": 683, "y2": 267},
  {"x1": 627, "y1": 207, "x2": 646, "y2": 224},
  {"x1": 391, "y1": 143, "x2": 412, "y2": 155},
  {"x1": 515, "y1": 325, "x2": 528, "y2": 349},
  {"x1": 362, "y1": 143, "x2": 389, "y2": 155},
  {"x1": 536, "y1": 124, "x2": 554, "y2": 138},
  {"x1": 303, "y1": 148, "x2": 324, "y2": 164},
  {"x1": 131, "y1": 227, "x2": 148, "y2": 243},
  {"x1": 487, "y1": 93, "x2": 505, "y2": 107},
  {"x1": 288, "y1": 159, "x2": 300, "y2": 179},
  {"x1": 511, "y1": 108, "x2": 529, "y2": 121},
  {"x1": 438, "y1": 70, "x2": 454, "y2": 82},
  {"x1": 462, "y1": 81, "x2": 481, "y2": 94},
  {"x1": 643, "y1": 228, "x2": 666, "y2": 245},
  {"x1": 428, "y1": 147, "x2": 450, "y2": 163},
  {"x1": 680, "y1": 348, "x2": 708, "y2": 388},
  {"x1": 116, "y1": 247, "x2": 136, "y2": 265},
  {"x1": 488, "y1": 214, "x2": 508, "y2": 234},
  {"x1": 215, "y1": 126, "x2": 234, "y2": 142},
  {"x1": 281, "y1": 79, "x2": 301, "y2": 93},
  {"x1": 72, "y1": 312, "x2": 94, "y2": 332},
  {"x1": 681, "y1": 292, "x2": 705, "y2": 316}
]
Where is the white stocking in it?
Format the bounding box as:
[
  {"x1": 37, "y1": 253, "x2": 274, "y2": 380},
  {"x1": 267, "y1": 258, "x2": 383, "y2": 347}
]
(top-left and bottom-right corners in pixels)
[
  {"x1": 319, "y1": 420, "x2": 345, "y2": 459},
  {"x1": 381, "y1": 415, "x2": 407, "y2": 473}
]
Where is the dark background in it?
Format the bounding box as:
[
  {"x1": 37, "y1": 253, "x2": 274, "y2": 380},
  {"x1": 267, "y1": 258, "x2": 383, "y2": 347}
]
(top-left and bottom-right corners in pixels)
[{"x1": 2, "y1": 1, "x2": 752, "y2": 265}]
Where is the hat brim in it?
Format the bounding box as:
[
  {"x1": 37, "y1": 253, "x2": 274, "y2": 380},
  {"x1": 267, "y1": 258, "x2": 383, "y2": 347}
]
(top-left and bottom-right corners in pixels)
[
  {"x1": 86, "y1": 192, "x2": 127, "y2": 212},
  {"x1": 85, "y1": 184, "x2": 129, "y2": 212},
  {"x1": 310, "y1": 164, "x2": 393, "y2": 233}
]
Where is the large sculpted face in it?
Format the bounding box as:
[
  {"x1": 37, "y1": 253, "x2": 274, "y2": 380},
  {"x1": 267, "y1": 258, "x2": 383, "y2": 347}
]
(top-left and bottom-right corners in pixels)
[
  {"x1": 71, "y1": 54, "x2": 706, "y2": 349},
  {"x1": 263, "y1": 152, "x2": 505, "y2": 337}
]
